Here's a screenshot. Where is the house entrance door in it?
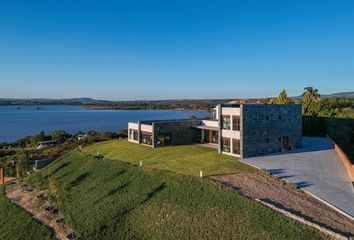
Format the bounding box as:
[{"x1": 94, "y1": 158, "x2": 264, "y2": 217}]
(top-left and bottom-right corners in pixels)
[{"x1": 283, "y1": 136, "x2": 290, "y2": 150}]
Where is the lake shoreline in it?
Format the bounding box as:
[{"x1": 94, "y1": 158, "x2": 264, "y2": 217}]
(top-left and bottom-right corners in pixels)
[{"x1": 0, "y1": 105, "x2": 208, "y2": 142}]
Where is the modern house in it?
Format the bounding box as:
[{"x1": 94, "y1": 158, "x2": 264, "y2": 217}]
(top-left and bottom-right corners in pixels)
[{"x1": 128, "y1": 102, "x2": 302, "y2": 158}]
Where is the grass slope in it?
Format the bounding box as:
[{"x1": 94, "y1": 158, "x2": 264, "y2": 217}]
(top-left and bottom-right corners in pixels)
[
  {"x1": 0, "y1": 185, "x2": 52, "y2": 240},
  {"x1": 29, "y1": 150, "x2": 324, "y2": 240},
  {"x1": 82, "y1": 140, "x2": 254, "y2": 176}
]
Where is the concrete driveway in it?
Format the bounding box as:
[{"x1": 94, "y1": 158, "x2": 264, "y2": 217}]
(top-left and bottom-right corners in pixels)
[{"x1": 241, "y1": 137, "x2": 354, "y2": 217}]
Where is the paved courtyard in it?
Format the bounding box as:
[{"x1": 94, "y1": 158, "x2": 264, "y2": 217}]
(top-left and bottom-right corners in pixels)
[{"x1": 241, "y1": 137, "x2": 354, "y2": 217}]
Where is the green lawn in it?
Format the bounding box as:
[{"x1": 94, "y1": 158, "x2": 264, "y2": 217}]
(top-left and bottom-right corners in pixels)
[
  {"x1": 82, "y1": 139, "x2": 255, "y2": 176},
  {"x1": 29, "y1": 150, "x2": 324, "y2": 240},
  {"x1": 0, "y1": 184, "x2": 52, "y2": 240}
]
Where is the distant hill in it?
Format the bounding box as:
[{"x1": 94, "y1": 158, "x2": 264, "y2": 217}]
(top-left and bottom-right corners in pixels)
[
  {"x1": 0, "y1": 91, "x2": 352, "y2": 110},
  {"x1": 0, "y1": 97, "x2": 108, "y2": 105},
  {"x1": 292, "y1": 92, "x2": 354, "y2": 100},
  {"x1": 321, "y1": 92, "x2": 354, "y2": 98},
  {"x1": 0, "y1": 97, "x2": 97, "y2": 102}
]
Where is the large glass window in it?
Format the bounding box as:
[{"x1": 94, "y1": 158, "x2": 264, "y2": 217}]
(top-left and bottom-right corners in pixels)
[
  {"x1": 157, "y1": 133, "x2": 171, "y2": 146},
  {"x1": 222, "y1": 115, "x2": 231, "y2": 130},
  {"x1": 233, "y1": 139, "x2": 240, "y2": 155},
  {"x1": 141, "y1": 132, "x2": 152, "y2": 145},
  {"x1": 130, "y1": 129, "x2": 139, "y2": 141},
  {"x1": 222, "y1": 138, "x2": 231, "y2": 152},
  {"x1": 232, "y1": 116, "x2": 240, "y2": 131},
  {"x1": 210, "y1": 130, "x2": 218, "y2": 144}
]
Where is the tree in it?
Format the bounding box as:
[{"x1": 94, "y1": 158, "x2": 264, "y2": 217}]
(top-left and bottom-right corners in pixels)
[
  {"x1": 15, "y1": 150, "x2": 29, "y2": 178},
  {"x1": 302, "y1": 87, "x2": 321, "y2": 115},
  {"x1": 260, "y1": 98, "x2": 273, "y2": 104},
  {"x1": 260, "y1": 89, "x2": 293, "y2": 104},
  {"x1": 276, "y1": 89, "x2": 293, "y2": 104},
  {"x1": 30, "y1": 131, "x2": 50, "y2": 146},
  {"x1": 51, "y1": 130, "x2": 71, "y2": 143}
]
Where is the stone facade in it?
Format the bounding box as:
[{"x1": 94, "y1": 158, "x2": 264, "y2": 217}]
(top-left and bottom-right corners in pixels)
[{"x1": 241, "y1": 104, "x2": 302, "y2": 158}]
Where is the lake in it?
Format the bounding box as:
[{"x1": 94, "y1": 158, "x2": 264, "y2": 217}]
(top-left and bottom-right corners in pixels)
[{"x1": 0, "y1": 105, "x2": 208, "y2": 142}]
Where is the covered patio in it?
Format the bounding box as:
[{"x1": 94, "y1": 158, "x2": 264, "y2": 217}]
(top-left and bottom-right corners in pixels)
[{"x1": 192, "y1": 125, "x2": 219, "y2": 148}]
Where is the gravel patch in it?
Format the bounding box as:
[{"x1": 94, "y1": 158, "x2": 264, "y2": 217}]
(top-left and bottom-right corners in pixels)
[
  {"x1": 6, "y1": 179, "x2": 72, "y2": 240},
  {"x1": 211, "y1": 172, "x2": 354, "y2": 238}
]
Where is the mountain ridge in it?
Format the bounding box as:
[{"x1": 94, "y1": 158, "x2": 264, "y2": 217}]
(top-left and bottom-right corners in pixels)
[{"x1": 1, "y1": 91, "x2": 353, "y2": 104}]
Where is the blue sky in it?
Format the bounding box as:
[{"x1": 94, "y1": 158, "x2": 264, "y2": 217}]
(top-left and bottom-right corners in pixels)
[{"x1": 0, "y1": 0, "x2": 353, "y2": 100}]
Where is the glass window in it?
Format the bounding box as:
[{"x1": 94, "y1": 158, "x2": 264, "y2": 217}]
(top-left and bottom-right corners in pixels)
[
  {"x1": 222, "y1": 138, "x2": 230, "y2": 152},
  {"x1": 232, "y1": 116, "x2": 240, "y2": 131},
  {"x1": 222, "y1": 115, "x2": 231, "y2": 130},
  {"x1": 233, "y1": 140, "x2": 240, "y2": 155},
  {"x1": 141, "y1": 133, "x2": 152, "y2": 145},
  {"x1": 130, "y1": 129, "x2": 139, "y2": 141},
  {"x1": 133, "y1": 130, "x2": 138, "y2": 141},
  {"x1": 157, "y1": 133, "x2": 171, "y2": 146}
]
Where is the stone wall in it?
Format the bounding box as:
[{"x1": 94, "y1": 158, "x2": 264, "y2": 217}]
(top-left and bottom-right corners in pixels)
[
  {"x1": 242, "y1": 104, "x2": 302, "y2": 158},
  {"x1": 153, "y1": 119, "x2": 201, "y2": 146}
]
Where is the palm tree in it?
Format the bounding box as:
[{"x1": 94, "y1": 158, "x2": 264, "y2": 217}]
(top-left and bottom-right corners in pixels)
[{"x1": 302, "y1": 87, "x2": 320, "y2": 99}]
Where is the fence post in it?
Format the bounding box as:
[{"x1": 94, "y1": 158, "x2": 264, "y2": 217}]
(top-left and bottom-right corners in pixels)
[{"x1": 200, "y1": 170, "x2": 203, "y2": 178}]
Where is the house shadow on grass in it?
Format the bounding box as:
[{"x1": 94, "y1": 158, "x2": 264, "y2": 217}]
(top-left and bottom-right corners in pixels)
[{"x1": 260, "y1": 198, "x2": 353, "y2": 238}]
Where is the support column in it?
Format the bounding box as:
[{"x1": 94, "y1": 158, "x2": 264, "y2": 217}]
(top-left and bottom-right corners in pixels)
[
  {"x1": 0, "y1": 168, "x2": 4, "y2": 184},
  {"x1": 151, "y1": 123, "x2": 155, "y2": 148},
  {"x1": 217, "y1": 104, "x2": 222, "y2": 154},
  {"x1": 240, "y1": 104, "x2": 244, "y2": 159},
  {"x1": 137, "y1": 121, "x2": 141, "y2": 144},
  {"x1": 201, "y1": 129, "x2": 204, "y2": 143}
]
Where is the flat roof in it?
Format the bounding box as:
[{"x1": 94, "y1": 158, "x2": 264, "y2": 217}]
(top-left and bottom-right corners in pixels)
[
  {"x1": 192, "y1": 125, "x2": 219, "y2": 131},
  {"x1": 139, "y1": 118, "x2": 202, "y2": 125}
]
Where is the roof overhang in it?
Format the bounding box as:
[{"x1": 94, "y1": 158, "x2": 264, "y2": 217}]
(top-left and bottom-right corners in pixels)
[{"x1": 192, "y1": 125, "x2": 219, "y2": 131}]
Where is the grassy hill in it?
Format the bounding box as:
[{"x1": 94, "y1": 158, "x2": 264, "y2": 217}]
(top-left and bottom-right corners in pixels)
[
  {"x1": 0, "y1": 185, "x2": 52, "y2": 240},
  {"x1": 82, "y1": 140, "x2": 254, "y2": 176},
  {"x1": 28, "y1": 149, "x2": 324, "y2": 239}
]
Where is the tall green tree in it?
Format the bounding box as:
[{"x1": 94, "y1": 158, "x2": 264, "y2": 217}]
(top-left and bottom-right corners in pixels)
[
  {"x1": 276, "y1": 89, "x2": 293, "y2": 104},
  {"x1": 302, "y1": 87, "x2": 321, "y2": 115}
]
